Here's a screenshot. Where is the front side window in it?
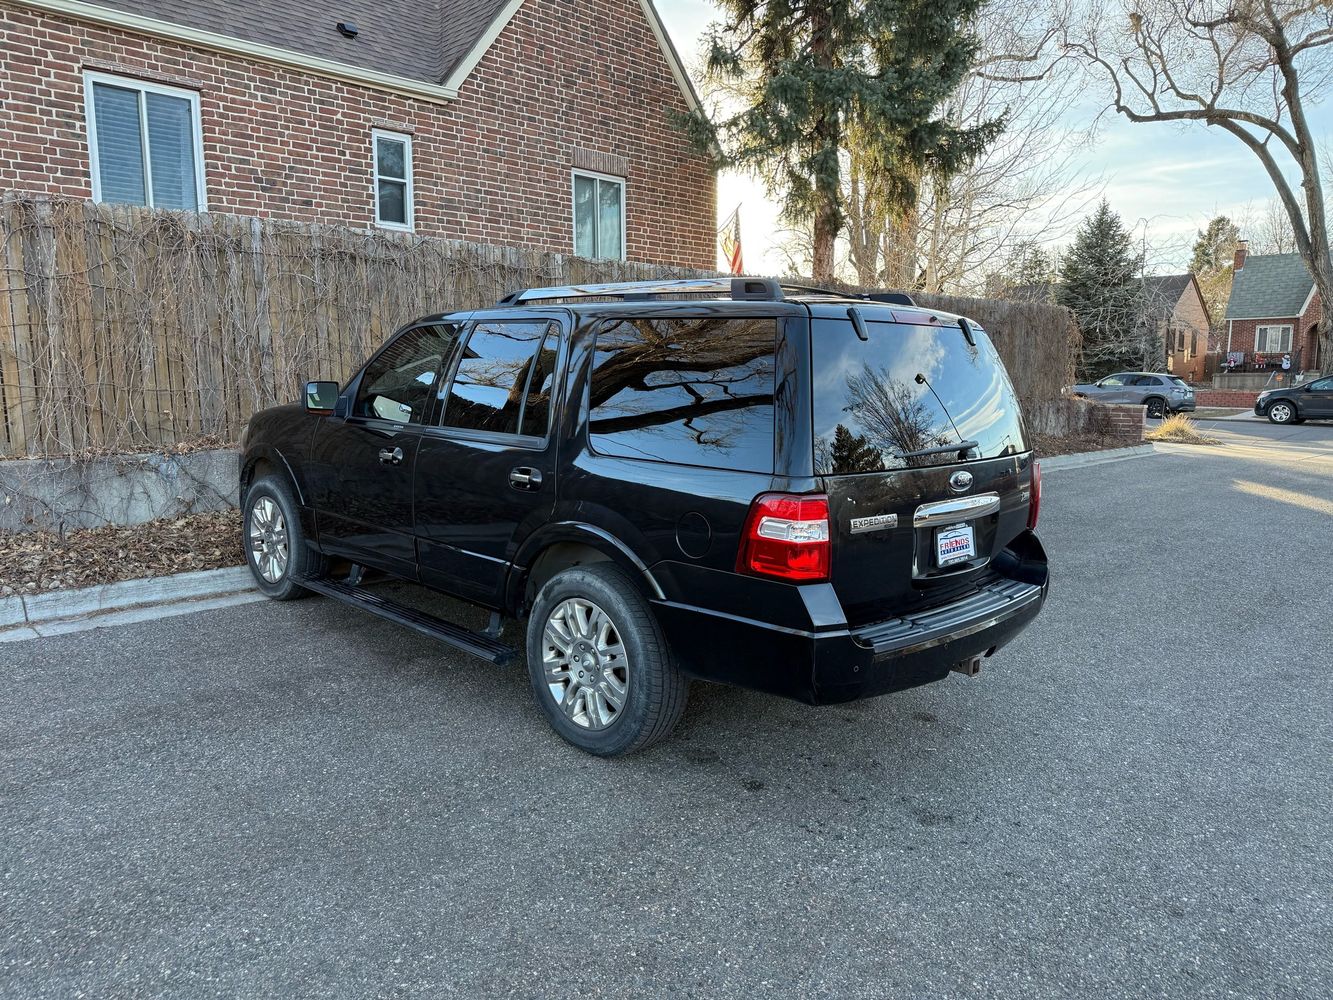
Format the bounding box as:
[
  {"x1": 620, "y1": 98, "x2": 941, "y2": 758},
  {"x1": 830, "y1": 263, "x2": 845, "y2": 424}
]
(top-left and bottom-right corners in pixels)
[
  {"x1": 373, "y1": 130, "x2": 413, "y2": 230},
  {"x1": 355, "y1": 323, "x2": 457, "y2": 423},
  {"x1": 588, "y1": 317, "x2": 777, "y2": 472},
  {"x1": 440, "y1": 321, "x2": 558, "y2": 437},
  {"x1": 1256, "y1": 325, "x2": 1293, "y2": 353},
  {"x1": 84, "y1": 72, "x2": 204, "y2": 211},
  {"x1": 1100, "y1": 373, "x2": 1133, "y2": 386},
  {"x1": 1309, "y1": 377, "x2": 1333, "y2": 391},
  {"x1": 573, "y1": 171, "x2": 624, "y2": 260}
]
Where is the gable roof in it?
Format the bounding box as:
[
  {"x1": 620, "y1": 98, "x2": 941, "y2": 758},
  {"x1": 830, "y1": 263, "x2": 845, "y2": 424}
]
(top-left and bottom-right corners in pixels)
[
  {"x1": 23, "y1": 0, "x2": 699, "y2": 108},
  {"x1": 1141, "y1": 273, "x2": 1191, "y2": 308},
  {"x1": 1225, "y1": 252, "x2": 1315, "y2": 320}
]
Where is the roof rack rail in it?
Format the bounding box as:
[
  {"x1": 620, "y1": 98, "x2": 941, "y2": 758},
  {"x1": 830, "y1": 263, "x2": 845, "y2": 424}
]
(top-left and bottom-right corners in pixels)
[{"x1": 494, "y1": 278, "x2": 917, "y2": 307}]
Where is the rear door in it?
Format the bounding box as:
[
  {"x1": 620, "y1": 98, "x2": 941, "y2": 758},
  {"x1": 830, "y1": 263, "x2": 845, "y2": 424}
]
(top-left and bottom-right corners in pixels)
[
  {"x1": 809, "y1": 308, "x2": 1033, "y2": 626},
  {"x1": 413, "y1": 316, "x2": 565, "y2": 607}
]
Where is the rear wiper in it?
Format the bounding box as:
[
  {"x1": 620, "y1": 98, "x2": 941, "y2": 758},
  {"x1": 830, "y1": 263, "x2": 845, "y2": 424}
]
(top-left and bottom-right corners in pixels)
[{"x1": 895, "y1": 440, "x2": 979, "y2": 461}]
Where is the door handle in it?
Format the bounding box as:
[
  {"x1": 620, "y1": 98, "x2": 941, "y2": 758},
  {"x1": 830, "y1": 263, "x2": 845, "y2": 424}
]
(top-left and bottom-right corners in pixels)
[
  {"x1": 509, "y1": 466, "x2": 543, "y2": 490},
  {"x1": 378, "y1": 446, "x2": 404, "y2": 466}
]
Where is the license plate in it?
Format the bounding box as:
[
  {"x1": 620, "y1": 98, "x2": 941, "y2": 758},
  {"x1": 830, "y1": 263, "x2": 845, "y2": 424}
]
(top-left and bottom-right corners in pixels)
[{"x1": 936, "y1": 523, "x2": 976, "y2": 567}]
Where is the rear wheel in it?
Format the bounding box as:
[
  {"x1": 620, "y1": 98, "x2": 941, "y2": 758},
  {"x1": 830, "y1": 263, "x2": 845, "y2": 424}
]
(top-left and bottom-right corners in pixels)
[
  {"x1": 526, "y1": 563, "x2": 688, "y2": 756},
  {"x1": 1145, "y1": 397, "x2": 1166, "y2": 419},
  {"x1": 1268, "y1": 401, "x2": 1297, "y2": 424},
  {"x1": 243, "y1": 474, "x2": 325, "y2": 600}
]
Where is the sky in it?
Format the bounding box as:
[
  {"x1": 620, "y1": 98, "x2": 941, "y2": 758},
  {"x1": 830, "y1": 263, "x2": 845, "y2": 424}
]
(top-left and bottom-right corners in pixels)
[{"x1": 653, "y1": 0, "x2": 1333, "y2": 277}]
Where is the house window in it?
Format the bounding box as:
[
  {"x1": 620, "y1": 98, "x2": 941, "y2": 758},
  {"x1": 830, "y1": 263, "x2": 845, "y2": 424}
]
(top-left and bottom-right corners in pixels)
[
  {"x1": 83, "y1": 71, "x2": 205, "y2": 211},
  {"x1": 1255, "y1": 325, "x2": 1293, "y2": 353},
  {"x1": 373, "y1": 130, "x2": 413, "y2": 230},
  {"x1": 573, "y1": 170, "x2": 624, "y2": 260}
]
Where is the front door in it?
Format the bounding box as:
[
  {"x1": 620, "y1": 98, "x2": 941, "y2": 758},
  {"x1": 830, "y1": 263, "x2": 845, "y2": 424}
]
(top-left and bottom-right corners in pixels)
[
  {"x1": 414, "y1": 317, "x2": 564, "y2": 607},
  {"x1": 1301, "y1": 377, "x2": 1333, "y2": 417},
  {"x1": 308, "y1": 322, "x2": 460, "y2": 578}
]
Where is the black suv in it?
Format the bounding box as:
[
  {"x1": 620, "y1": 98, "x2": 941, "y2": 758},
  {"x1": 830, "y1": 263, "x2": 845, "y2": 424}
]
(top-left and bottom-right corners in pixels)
[{"x1": 239, "y1": 279, "x2": 1048, "y2": 755}]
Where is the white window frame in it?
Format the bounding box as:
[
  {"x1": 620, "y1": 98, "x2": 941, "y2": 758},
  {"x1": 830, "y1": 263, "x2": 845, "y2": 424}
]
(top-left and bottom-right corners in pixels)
[
  {"x1": 1255, "y1": 324, "x2": 1293, "y2": 354},
  {"x1": 83, "y1": 70, "x2": 207, "y2": 211},
  {"x1": 571, "y1": 169, "x2": 626, "y2": 261},
  {"x1": 372, "y1": 129, "x2": 414, "y2": 232}
]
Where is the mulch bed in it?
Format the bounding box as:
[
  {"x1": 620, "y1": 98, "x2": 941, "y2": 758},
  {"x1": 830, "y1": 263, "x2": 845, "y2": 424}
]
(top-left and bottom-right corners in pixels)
[
  {"x1": 1031, "y1": 432, "x2": 1134, "y2": 458},
  {"x1": 0, "y1": 510, "x2": 243, "y2": 595}
]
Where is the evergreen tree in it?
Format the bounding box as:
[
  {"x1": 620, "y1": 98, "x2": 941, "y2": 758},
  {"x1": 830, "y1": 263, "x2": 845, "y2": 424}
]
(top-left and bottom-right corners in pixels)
[
  {"x1": 829, "y1": 424, "x2": 882, "y2": 474},
  {"x1": 1189, "y1": 216, "x2": 1239, "y2": 332},
  {"x1": 1057, "y1": 201, "x2": 1147, "y2": 378},
  {"x1": 683, "y1": 0, "x2": 1004, "y2": 283}
]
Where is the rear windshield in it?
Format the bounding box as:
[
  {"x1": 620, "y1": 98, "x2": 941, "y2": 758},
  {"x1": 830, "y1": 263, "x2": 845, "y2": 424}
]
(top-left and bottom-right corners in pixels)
[{"x1": 812, "y1": 316, "x2": 1026, "y2": 475}]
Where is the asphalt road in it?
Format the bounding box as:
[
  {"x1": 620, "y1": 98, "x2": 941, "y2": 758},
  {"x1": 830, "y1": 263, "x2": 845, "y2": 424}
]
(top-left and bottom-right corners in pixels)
[{"x1": 3, "y1": 420, "x2": 1332, "y2": 999}]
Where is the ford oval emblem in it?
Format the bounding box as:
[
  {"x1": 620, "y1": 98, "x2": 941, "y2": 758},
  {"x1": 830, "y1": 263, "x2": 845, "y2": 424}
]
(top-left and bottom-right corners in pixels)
[{"x1": 949, "y1": 470, "x2": 973, "y2": 493}]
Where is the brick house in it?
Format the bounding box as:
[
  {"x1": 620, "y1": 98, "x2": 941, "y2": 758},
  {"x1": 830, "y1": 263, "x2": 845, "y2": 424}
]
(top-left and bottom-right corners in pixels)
[
  {"x1": 1142, "y1": 273, "x2": 1211, "y2": 383},
  {"x1": 1223, "y1": 243, "x2": 1323, "y2": 375},
  {"x1": 0, "y1": 0, "x2": 716, "y2": 268}
]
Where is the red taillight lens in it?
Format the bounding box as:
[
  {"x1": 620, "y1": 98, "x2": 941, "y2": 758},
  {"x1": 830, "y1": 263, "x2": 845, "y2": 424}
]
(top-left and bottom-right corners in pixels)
[
  {"x1": 1027, "y1": 461, "x2": 1042, "y2": 530},
  {"x1": 737, "y1": 493, "x2": 831, "y2": 582}
]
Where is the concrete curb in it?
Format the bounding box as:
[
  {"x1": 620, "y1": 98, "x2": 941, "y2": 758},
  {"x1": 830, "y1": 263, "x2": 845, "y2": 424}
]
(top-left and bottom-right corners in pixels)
[
  {"x1": 1040, "y1": 444, "x2": 1158, "y2": 472},
  {"x1": 1, "y1": 565, "x2": 256, "y2": 638}
]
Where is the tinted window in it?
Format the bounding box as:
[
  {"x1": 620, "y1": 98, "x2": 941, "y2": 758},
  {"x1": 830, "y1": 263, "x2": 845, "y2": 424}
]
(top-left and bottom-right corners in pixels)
[
  {"x1": 1134, "y1": 375, "x2": 1163, "y2": 386},
  {"x1": 588, "y1": 317, "x2": 777, "y2": 472},
  {"x1": 1310, "y1": 378, "x2": 1333, "y2": 391},
  {"x1": 441, "y1": 321, "x2": 557, "y2": 436},
  {"x1": 355, "y1": 323, "x2": 457, "y2": 423},
  {"x1": 812, "y1": 318, "x2": 1025, "y2": 475}
]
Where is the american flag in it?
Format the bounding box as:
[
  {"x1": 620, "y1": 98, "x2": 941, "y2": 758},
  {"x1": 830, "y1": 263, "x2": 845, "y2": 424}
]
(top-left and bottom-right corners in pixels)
[{"x1": 718, "y1": 206, "x2": 743, "y2": 275}]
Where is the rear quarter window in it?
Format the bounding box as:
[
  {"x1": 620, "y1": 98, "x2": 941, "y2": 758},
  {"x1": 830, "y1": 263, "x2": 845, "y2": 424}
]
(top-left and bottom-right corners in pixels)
[
  {"x1": 812, "y1": 317, "x2": 1026, "y2": 475},
  {"x1": 588, "y1": 317, "x2": 777, "y2": 473}
]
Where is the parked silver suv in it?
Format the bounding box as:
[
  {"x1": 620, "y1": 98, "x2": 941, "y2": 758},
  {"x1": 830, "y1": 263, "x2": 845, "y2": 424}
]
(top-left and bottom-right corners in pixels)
[{"x1": 1071, "y1": 372, "x2": 1195, "y2": 419}]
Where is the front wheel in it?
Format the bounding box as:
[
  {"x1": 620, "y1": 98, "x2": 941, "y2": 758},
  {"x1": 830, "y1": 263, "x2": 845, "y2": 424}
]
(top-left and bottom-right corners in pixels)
[
  {"x1": 526, "y1": 563, "x2": 688, "y2": 756},
  {"x1": 243, "y1": 474, "x2": 325, "y2": 599},
  {"x1": 1267, "y1": 401, "x2": 1297, "y2": 424}
]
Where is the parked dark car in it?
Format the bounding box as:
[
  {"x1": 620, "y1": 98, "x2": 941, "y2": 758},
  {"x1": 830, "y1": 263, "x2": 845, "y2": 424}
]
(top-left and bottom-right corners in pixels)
[
  {"x1": 1255, "y1": 376, "x2": 1333, "y2": 423},
  {"x1": 238, "y1": 279, "x2": 1048, "y2": 755},
  {"x1": 1071, "y1": 371, "x2": 1196, "y2": 418}
]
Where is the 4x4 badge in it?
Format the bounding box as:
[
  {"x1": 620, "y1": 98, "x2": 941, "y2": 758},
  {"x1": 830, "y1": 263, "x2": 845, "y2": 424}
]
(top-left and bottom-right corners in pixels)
[{"x1": 950, "y1": 471, "x2": 974, "y2": 492}]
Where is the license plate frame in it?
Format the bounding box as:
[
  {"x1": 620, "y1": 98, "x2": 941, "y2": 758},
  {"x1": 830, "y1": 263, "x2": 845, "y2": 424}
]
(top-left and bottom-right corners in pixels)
[{"x1": 935, "y1": 522, "x2": 976, "y2": 568}]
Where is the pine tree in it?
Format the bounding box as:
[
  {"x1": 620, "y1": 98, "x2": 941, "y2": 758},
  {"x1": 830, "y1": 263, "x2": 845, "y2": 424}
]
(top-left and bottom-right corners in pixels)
[
  {"x1": 829, "y1": 424, "x2": 882, "y2": 474},
  {"x1": 1189, "y1": 216, "x2": 1239, "y2": 333},
  {"x1": 682, "y1": 0, "x2": 1004, "y2": 283},
  {"x1": 1057, "y1": 201, "x2": 1147, "y2": 378}
]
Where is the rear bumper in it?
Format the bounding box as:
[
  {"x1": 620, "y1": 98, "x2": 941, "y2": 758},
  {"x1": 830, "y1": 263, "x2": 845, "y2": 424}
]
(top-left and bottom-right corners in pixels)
[
  {"x1": 1173, "y1": 398, "x2": 1196, "y2": 412},
  {"x1": 653, "y1": 533, "x2": 1049, "y2": 705}
]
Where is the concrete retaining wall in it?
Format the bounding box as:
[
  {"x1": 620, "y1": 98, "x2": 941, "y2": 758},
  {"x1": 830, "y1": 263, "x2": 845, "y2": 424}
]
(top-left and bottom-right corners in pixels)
[{"x1": 0, "y1": 448, "x2": 237, "y2": 533}]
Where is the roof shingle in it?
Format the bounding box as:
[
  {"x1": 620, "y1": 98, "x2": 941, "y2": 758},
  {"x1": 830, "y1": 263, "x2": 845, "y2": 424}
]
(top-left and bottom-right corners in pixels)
[{"x1": 1224, "y1": 253, "x2": 1315, "y2": 320}]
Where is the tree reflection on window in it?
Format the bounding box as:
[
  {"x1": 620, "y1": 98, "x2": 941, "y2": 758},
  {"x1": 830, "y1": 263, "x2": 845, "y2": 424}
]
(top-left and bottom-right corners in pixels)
[{"x1": 589, "y1": 317, "x2": 776, "y2": 473}]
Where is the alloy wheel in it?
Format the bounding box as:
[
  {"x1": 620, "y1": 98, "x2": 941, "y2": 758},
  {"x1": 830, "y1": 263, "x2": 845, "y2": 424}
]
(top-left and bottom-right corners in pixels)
[
  {"x1": 1271, "y1": 402, "x2": 1294, "y2": 424},
  {"x1": 248, "y1": 496, "x2": 290, "y2": 583},
  {"x1": 542, "y1": 597, "x2": 629, "y2": 730}
]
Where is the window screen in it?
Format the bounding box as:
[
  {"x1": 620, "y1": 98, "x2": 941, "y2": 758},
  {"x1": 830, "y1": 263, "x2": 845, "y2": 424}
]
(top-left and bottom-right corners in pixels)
[
  {"x1": 588, "y1": 317, "x2": 776, "y2": 472},
  {"x1": 355, "y1": 324, "x2": 456, "y2": 423},
  {"x1": 441, "y1": 321, "x2": 557, "y2": 436}
]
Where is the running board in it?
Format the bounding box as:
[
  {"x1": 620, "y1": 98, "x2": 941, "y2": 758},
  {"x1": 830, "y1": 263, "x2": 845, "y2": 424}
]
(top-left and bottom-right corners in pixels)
[{"x1": 297, "y1": 577, "x2": 518, "y2": 666}]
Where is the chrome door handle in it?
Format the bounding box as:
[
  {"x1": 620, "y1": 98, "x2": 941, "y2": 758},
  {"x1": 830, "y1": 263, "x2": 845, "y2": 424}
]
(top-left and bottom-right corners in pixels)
[
  {"x1": 509, "y1": 466, "x2": 543, "y2": 490},
  {"x1": 378, "y1": 446, "x2": 404, "y2": 465}
]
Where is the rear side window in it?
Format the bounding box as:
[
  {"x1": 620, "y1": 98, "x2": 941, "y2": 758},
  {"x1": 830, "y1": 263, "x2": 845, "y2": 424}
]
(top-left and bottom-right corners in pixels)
[
  {"x1": 588, "y1": 317, "x2": 777, "y2": 473},
  {"x1": 441, "y1": 321, "x2": 558, "y2": 436},
  {"x1": 812, "y1": 317, "x2": 1026, "y2": 475}
]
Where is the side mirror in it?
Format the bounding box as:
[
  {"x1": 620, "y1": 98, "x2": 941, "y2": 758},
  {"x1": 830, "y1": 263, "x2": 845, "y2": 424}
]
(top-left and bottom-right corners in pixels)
[{"x1": 305, "y1": 381, "x2": 340, "y2": 414}]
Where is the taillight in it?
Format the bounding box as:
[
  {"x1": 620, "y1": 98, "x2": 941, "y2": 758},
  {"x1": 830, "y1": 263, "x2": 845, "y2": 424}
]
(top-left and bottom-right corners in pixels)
[
  {"x1": 1027, "y1": 461, "x2": 1042, "y2": 530},
  {"x1": 737, "y1": 493, "x2": 831, "y2": 582}
]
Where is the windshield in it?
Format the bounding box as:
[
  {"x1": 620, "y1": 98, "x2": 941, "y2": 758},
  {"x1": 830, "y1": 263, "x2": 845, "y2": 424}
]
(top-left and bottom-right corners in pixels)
[{"x1": 812, "y1": 317, "x2": 1027, "y2": 474}]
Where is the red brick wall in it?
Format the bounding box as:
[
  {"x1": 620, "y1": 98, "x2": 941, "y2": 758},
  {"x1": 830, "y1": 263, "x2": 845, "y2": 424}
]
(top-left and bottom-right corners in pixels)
[
  {"x1": 1102, "y1": 403, "x2": 1145, "y2": 442},
  {"x1": 1194, "y1": 390, "x2": 1258, "y2": 407},
  {"x1": 0, "y1": 0, "x2": 717, "y2": 268}
]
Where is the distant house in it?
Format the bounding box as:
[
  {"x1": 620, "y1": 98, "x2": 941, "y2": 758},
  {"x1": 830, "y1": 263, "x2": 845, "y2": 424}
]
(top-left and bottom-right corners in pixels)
[
  {"x1": 1141, "y1": 273, "x2": 1211, "y2": 383},
  {"x1": 1223, "y1": 243, "x2": 1323, "y2": 374},
  {"x1": 0, "y1": 0, "x2": 716, "y2": 268}
]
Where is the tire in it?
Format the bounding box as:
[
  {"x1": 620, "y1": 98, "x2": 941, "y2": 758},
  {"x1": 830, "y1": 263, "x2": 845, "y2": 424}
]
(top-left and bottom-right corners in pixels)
[
  {"x1": 1267, "y1": 400, "x2": 1297, "y2": 424},
  {"x1": 526, "y1": 563, "x2": 688, "y2": 756},
  {"x1": 242, "y1": 474, "x2": 326, "y2": 600},
  {"x1": 1145, "y1": 397, "x2": 1166, "y2": 419}
]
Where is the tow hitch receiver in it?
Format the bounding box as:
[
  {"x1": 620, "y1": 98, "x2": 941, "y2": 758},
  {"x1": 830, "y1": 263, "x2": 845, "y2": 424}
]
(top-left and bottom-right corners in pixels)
[{"x1": 952, "y1": 655, "x2": 983, "y2": 678}]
